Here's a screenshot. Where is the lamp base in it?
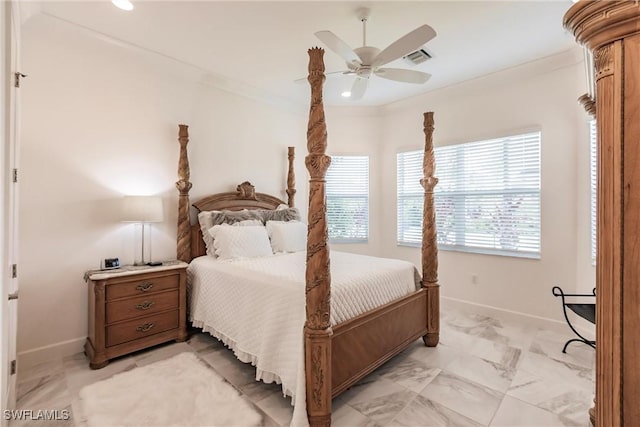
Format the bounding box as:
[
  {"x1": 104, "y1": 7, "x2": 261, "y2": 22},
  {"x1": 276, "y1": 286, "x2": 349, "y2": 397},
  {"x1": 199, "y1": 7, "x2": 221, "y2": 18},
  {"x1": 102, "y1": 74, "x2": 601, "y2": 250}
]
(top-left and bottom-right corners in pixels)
[{"x1": 133, "y1": 222, "x2": 161, "y2": 267}]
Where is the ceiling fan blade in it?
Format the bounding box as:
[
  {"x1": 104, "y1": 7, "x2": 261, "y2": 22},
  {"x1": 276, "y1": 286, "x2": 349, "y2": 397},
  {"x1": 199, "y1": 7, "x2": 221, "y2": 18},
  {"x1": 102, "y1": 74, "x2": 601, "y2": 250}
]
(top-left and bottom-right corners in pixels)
[
  {"x1": 371, "y1": 25, "x2": 436, "y2": 68},
  {"x1": 351, "y1": 77, "x2": 368, "y2": 100},
  {"x1": 315, "y1": 31, "x2": 361, "y2": 66},
  {"x1": 375, "y1": 68, "x2": 431, "y2": 84}
]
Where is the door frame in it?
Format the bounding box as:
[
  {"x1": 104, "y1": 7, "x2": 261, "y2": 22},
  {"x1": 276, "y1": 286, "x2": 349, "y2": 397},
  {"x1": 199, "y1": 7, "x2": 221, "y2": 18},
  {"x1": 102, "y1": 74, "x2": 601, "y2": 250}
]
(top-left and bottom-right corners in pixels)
[{"x1": 1, "y1": 0, "x2": 20, "y2": 419}]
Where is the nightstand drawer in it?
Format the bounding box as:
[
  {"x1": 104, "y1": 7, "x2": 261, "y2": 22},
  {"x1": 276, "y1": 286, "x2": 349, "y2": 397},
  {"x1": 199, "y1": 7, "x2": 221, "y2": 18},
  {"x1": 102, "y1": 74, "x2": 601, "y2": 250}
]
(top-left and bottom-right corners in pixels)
[
  {"x1": 105, "y1": 274, "x2": 179, "y2": 301},
  {"x1": 106, "y1": 310, "x2": 179, "y2": 347},
  {"x1": 105, "y1": 290, "x2": 179, "y2": 324}
]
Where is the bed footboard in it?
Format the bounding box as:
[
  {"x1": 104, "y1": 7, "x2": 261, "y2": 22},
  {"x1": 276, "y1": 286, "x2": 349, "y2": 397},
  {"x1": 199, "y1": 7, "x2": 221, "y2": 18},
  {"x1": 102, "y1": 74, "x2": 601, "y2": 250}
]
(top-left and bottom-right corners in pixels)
[{"x1": 331, "y1": 290, "x2": 428, "y2": 397}]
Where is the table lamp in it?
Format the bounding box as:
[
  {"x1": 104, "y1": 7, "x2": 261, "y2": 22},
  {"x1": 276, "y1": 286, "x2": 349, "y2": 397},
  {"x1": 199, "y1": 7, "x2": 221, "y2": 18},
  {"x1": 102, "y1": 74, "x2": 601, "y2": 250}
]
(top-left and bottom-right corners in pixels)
[{"x1": 121, "y1": 196, "x2": 164, "y2": 265}]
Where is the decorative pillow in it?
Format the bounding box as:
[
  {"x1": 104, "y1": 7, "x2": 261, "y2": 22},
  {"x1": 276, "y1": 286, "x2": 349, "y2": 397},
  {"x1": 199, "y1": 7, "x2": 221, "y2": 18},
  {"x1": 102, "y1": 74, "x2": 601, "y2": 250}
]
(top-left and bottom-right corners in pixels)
[
  {"x1": 266, "y1": 220, "x2": 307, "y2": 253},
  {"x1": 233, "y1": 219, "x2": 262, "y2": 227},
  {"x1": 208, "y1": 225, "x2": 272, "y2": 260},
  {"x1": 198, "y1": 210, "x2": 264, "y2": 257},
  {"x1": 261, "y1": 207, "x2": 301, "y2": 223}
]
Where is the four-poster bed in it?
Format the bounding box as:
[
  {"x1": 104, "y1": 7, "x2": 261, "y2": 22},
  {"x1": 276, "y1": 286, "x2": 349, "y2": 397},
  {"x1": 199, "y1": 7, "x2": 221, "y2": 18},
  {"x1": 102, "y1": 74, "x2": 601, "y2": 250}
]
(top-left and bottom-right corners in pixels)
[{"x1": 175, "y1": 47, "x2": 439, "y2": 425}]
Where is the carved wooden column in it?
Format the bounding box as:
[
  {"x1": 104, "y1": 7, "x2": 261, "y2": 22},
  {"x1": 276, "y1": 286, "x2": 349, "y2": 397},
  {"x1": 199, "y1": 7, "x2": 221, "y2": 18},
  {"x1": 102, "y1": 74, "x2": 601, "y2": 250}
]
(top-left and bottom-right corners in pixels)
[
  {"x1": 176, "y1": 124, "x2": 192, "y2": 263},
  {"x1": 420, "y1": 112, "x2": 440, "y2": 347},
  {"x1": 304, "y1": 47, "x2": 332, "y2": 427},
  {"x1": 564, "y1": 2, "x2": 640, "y2": 426},
  {"x1": 287, "y1": 146, "x2": 296, "y2": 207},
  {"x1": 578, "y1": 77, "x2": 596, "y2": 427}
]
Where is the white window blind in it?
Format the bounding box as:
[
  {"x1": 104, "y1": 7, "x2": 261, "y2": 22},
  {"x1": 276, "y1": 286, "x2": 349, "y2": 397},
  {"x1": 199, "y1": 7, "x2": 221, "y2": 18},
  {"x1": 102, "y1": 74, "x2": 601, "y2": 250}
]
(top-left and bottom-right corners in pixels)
[
  {"x1": 326, "y1": 155, "x2": 369, "y2": 243},
  {"x1": 397, "y1": 131, "x2": 541, "y2": 257},
  {"x1": 397, "y1": 150, "x2": 425, "y2": 246},
  {"x1": 590, "y1": 120, "x2": 597, "y2": 262}
]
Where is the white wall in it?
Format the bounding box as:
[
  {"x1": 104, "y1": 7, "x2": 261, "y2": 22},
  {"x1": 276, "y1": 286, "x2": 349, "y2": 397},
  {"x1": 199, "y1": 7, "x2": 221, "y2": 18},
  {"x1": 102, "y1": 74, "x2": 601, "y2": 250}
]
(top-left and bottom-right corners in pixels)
[
  {"x1": 379, "y1": 49, "x2": 594, "y2": 323},
  {"x1": 18, "y1": 14, "x2": 307, "y2": 363}
]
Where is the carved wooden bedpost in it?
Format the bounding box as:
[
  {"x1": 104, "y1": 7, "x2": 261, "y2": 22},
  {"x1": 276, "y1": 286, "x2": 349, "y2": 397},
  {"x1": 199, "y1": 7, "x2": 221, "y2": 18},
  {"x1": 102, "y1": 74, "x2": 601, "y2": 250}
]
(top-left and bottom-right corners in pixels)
[
  {"x1": 287, "y1": 146, "x2": 296, "y2": 207},
  {"x1": 421, "y1": 112, "x2": 440, "y2": 347},
  {"x1": 176, "y1": 124, "x2": 192, "y2": 263},
  {"x1": 304, "y1": 47, "x2": 332, "y2": 427}
]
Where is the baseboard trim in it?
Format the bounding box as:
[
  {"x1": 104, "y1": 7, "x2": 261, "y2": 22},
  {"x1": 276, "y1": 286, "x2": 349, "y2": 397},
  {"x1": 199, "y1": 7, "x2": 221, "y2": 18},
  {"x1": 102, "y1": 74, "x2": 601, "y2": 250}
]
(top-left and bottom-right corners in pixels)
[
  {"x1": 442, "y1": 296, "x2": 595, "y2": 340},
  {"x1": 17, "y1": 337, "x2": 85, "y2": 371}
]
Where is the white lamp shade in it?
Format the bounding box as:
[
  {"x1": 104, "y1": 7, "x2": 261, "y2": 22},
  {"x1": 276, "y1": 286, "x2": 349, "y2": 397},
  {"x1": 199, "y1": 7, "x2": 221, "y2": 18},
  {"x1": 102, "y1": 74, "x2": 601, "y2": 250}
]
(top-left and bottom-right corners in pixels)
[{"x1": 121, "y1": 196, "x2": 164, "y2": 223}]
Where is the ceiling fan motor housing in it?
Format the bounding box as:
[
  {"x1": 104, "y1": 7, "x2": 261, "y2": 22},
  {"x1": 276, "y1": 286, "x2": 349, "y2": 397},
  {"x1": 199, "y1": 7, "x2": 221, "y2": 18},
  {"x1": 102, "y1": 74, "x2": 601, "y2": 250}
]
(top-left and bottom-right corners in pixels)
[{"x1": 353, "y1": 46, "x2": 381, "y2": 66}]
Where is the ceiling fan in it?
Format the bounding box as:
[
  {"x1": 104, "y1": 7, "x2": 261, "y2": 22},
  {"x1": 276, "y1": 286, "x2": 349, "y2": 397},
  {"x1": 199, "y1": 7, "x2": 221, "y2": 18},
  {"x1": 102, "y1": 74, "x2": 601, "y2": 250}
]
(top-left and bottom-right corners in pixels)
[{"x1": 315, "y1": 8, "x2": 436, "y2": 100}]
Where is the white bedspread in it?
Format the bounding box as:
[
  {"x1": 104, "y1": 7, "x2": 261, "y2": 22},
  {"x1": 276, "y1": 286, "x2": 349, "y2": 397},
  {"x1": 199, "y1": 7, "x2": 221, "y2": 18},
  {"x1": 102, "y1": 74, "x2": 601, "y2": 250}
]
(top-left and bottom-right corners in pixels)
[{"x1": 187, "y1": 251, "x2": 420, "y2": 426}]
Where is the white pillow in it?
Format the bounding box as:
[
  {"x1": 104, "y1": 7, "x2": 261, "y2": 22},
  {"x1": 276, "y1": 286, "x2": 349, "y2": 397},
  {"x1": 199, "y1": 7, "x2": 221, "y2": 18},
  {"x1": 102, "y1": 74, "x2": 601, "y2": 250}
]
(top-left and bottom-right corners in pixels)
[
  {"x1": 208, "y1": 225, "x2": 272, "y2": 260},
  {"x1": 198, "y1": 210, "x2": 263, "y2": 257},
  {"x1": 266, "y1": 220, "x2": 307, "y2": 253}
]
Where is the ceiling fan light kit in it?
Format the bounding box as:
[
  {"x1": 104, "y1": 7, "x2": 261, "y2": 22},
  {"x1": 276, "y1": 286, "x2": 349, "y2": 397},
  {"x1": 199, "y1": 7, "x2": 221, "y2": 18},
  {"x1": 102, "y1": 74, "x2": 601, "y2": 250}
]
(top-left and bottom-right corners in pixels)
[{"x1": 314, "y1": 8, "x2": 436, "y2": 100}]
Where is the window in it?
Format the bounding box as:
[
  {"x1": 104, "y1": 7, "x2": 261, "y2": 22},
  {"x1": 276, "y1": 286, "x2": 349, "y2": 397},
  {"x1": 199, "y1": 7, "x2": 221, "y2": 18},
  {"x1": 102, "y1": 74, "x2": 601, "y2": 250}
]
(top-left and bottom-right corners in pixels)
[
  {"x1": 397, "y1": 150, "x2": 425, "y2": 246},
  {"x1": 326, "y1": 155, "x2": 369, "y2": 243},
  {"x1": 397, "y1": 131, "x2": 541, "y2": 257},
  {"x1": 590, "y1": 120, "x2": 597, "y2": 262}
]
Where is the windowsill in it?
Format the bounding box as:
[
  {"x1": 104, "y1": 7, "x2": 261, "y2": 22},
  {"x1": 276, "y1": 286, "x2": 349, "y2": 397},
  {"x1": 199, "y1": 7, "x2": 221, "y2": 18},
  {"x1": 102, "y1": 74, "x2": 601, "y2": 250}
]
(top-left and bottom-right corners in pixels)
[{"x1": 397, "y1": 242, "x2": 540, "y2": 260}]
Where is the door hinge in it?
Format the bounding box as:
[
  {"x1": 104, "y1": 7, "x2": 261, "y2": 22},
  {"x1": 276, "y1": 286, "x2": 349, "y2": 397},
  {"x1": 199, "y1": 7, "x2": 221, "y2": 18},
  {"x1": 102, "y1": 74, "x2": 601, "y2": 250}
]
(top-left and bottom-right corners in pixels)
[
  {"x1": 11, "y1": 264, "x2": 17, "y2": 279},
  {"x1": 12, "y1": 168, "x2": 17, "y2": 183},
  {"x1": 14, "y1": 72, "x2": 27, "y2": 88},
  {"x1": 10, "y1": 360, "x2": 16, "y2": 375}
]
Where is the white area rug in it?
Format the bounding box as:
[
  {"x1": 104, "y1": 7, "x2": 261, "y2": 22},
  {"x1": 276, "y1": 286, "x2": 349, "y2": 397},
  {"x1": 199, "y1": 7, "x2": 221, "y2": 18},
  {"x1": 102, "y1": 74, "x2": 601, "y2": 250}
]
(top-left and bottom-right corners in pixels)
[{"x1": 79, "y1": 352, "x2": 263, "y2": 427}]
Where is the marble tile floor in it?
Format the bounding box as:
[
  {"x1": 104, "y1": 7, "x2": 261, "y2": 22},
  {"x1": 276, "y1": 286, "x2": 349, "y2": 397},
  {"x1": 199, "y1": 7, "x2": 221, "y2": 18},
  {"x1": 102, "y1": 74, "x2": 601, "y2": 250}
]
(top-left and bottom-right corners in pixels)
[{"x1": 11, "y1": 308, "x2": 595, "y2": 427}]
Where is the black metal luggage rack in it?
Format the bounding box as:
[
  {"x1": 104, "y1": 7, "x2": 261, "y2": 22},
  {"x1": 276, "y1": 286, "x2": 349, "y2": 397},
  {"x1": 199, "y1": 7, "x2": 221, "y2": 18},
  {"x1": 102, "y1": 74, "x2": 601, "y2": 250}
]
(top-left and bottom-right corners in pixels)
[{"x1": 552, "y1": 286, "x2": 596, "y2": 353}]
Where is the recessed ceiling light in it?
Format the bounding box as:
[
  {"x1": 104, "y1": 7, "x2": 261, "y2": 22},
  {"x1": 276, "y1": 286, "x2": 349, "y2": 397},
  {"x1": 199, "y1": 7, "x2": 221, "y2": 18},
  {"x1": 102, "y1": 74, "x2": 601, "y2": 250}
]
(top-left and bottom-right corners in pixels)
[
  {"x1": 112, "y1": 0, "x2": 134, "y2": 11},
  {"x1": 341, "y1": 91, "x2": 351, "y2": 98}
]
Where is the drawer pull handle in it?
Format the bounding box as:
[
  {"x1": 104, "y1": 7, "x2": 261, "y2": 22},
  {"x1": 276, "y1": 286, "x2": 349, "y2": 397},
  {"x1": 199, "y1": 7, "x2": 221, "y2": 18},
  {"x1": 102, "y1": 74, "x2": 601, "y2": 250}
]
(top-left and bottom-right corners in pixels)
[
  {"x1": 136, "y1": 283, "x2": 153, "y2": 292},
  {"x1": 136, "y1": 323, "x2": 155, "y2": 333},
  {"x1": 135, "y1": 301, "x2": 155, "y2": 310}
]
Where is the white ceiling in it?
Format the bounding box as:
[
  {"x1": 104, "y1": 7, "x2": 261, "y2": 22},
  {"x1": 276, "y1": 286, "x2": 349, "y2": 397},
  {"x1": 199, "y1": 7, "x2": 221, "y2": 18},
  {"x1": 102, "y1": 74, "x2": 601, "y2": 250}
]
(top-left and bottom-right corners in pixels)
[{"x1": 34, "y1": 1, "x2": 579, "y2": 107}]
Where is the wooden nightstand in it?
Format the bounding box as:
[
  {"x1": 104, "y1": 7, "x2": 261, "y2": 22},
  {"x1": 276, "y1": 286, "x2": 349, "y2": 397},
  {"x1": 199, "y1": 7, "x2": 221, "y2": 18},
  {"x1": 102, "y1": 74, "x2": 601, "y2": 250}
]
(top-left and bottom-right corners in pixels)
[{"x1": 84, "y1": 262, "x2": 188, "y2": 369}]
